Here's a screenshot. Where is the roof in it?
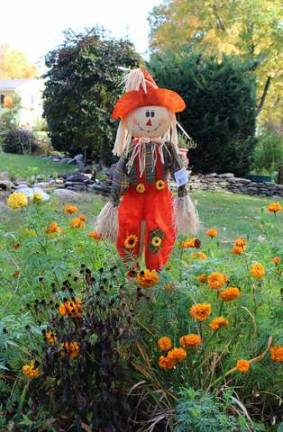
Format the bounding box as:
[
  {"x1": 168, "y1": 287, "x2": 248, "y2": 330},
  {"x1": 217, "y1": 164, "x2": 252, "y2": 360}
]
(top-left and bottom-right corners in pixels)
[{"x1": 0, "y1": 79, "x2": 42, "y2": 90}]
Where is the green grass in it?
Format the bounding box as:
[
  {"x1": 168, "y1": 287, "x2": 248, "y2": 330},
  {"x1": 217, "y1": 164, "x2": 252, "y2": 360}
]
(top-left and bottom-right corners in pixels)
[{"x1": 0, "y1": 152, "x2": 74, "y2": 180}]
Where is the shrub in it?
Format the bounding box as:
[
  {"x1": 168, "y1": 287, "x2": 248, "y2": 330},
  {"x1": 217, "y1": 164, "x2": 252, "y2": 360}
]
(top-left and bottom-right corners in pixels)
[
  {"x1": 149, "y1": 50, "x2": 257, "y2": 176},
  {"x1": 252, "y1": 128, "x2": 283, "y2": 175},
  {"x1": 43, "y1": 27, "x2": 141, "y2": 165},
  {"x1": 2, "y1": 128, "x2": 37, "y2": 154}
]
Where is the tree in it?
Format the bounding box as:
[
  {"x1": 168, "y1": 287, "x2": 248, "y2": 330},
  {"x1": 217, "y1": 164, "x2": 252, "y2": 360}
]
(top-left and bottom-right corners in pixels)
[
  {"x1": 148, "y1": 0, "x2": 283, "y2": 126},
  {"x1": 0, "y1": 44, "x2": 37, "y2": 78},
  {"x1": 149, "y1": 49, "x2": 257, "y2": 175},
  {"x1": 43, "y1": 28, "x2": 141, "y2": 164}
]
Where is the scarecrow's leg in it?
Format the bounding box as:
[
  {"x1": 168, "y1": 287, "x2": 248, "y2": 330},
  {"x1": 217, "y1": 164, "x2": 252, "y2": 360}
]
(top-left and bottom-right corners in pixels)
[
  {"x1": 117, "y1": 190, "x2": 143, "y2": 269},
  {"x1": 144, "y1": 187, "x2": 176, "y2": 271}
]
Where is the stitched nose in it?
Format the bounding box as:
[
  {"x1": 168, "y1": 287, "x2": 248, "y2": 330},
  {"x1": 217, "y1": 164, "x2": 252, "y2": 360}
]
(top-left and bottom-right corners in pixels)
[{"x1": 146, "y1": 119, "x2": 152, "y2": 126}]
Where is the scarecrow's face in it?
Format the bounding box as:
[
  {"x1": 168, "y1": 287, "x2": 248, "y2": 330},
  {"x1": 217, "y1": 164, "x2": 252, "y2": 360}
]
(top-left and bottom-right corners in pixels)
[{"x1": 126, "y1": 106, "x2": 171, "y2": 138}]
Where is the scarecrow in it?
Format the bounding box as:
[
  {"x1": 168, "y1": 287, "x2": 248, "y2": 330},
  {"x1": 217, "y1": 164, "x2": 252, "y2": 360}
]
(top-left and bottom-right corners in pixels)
[{"x1": 96, "y1": 68, "x2": 199, "y2": 271}]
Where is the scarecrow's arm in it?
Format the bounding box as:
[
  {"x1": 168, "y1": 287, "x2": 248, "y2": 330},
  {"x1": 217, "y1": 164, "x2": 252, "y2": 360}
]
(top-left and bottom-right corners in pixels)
[{"x1": 110, "y1": 153, "x2": 129, "y2": 207}]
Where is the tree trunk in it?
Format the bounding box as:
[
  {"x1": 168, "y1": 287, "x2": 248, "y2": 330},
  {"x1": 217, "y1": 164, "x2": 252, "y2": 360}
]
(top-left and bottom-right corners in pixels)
[{"x1": 277, "y1": 165, "x2": 283, "y2": 184}]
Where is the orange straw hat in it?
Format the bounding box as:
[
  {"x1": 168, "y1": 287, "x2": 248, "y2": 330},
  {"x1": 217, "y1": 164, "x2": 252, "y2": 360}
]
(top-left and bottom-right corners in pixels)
[{"x1": 112, "y1": 68, "x2": 186, "y2": 120}]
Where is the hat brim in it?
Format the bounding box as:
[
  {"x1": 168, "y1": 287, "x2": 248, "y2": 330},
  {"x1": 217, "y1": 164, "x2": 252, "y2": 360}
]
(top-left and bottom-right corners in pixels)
[{"x1": 112, "y1": 88, "x2": 186, "y2": 120}]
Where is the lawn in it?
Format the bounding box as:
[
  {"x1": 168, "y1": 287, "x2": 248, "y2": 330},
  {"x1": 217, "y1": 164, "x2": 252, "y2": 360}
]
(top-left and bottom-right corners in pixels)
[{"x1": 0, "y1": 152, "x2": 74, "y2": 180}]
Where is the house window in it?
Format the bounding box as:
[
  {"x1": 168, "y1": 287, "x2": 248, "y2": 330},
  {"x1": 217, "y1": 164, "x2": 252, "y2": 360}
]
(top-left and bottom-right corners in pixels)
[{"x1": 0, "y1": 95, "x2": 5, "y2": 106}]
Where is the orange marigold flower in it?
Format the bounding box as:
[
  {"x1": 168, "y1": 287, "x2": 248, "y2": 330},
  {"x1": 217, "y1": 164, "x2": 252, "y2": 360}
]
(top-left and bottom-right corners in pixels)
[
  {"x1": 45, "y1": 222, "x2": 63, "y2": 234},
  {"x1": 61, "y1": 341, "x2": 80, "y2": 359},
  {"x1": 64, "y1": 204, "x2": 78, "y2": 214},
  {"x1": 267, "y1": 202, "x2": 282, "y2": 214},
  {"x1": 234, "y1": 238, "x2": 247, "y2": 248},
  {"x1": 79, "y1": 214, "x2": 87, "y2": 222},
  {"x1": 206, "y1": 228, "x2": 218, "y2": 238},
  {"x1": 219, "y1": 287, "x2": 240, "y2": 302},
  {"x1": 207, "y1": 272, "x2": 227, "y2": 290},
  {"x1": 3, "y1": 95, "x2": 13, "y2": 108},
  {"x1": 250, "y1": 262, "x2": 265, "y2": 279},
  {"x1": 236, "y1": 359, "x2": 250, "y2": 373},
  {"x1": 189, "y1": 303, "x2": 212, "y2": 321},
  {"x1": 88, "y1": 231, "x2": 102, "y2": 240},
  {"x1": 196, "y1": 274, "x2": 207, "y2": 283},
  {"x1": 45, "y1": 331, "x2": 57, "y2": 345},
  {"x1": 124, "y1": 234, "x2": 138, "y2": 250},
  {"x1": 58, "y1": 298, "x2": 82, "y2": 318},
  {"x1": 272, "y1": 256, "x2": 281, "y2": 266},
  {"x1": 181, "y1": 238, "x2": 201, "y2": 248},
  {"x1": 209, "y1": 316, "x2": 229, "y2": 331},
  {"x1": 157, "y1": 336, "x2": 173, "y2": 351},
  {"x1": 22, "y1": 360, "x2": 40, "y2": 378},
  {"x1": 232, "y1": 245, "x2": 245, "y2": 254},
  {"x1": 70, "y1": 217, "x2": 85, "y2": 228},
  {"x1": 158, "y1": 355, "x2": 176, "y2": 369},
  {"x1": 167, "y1": 347, "x2": 187, "y2": 362},
  {"x1": 191, "y1": 251, "x2": 207, "y2": 260},
  {"x1": 179, "y1": 334, "x2": 202, "y2": 348},
  {"x1": 164, "y1": 283, "x2": 174, "y2": 292},
  {"x1": 270, "y1": 346, "x2": 283, "y2": 363},
  {"x1": 136, "y1": 269, "x2": 159, "y2": 288}
]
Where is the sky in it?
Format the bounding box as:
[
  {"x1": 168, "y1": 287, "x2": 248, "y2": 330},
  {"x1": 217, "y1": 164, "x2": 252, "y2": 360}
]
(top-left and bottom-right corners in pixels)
[{"x1": 0, "y1": 0, "x2": 161, "y2": 69}]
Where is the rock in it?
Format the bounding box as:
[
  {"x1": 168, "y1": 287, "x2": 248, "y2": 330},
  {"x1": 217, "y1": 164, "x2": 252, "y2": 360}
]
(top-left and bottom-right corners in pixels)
[
  {"x1": 0, "y1": 171, "x2": 10, "y2": 180},
  {"x1": 0, "y1": 180, "x2": 15, "y2": 191},
  {"x1": 234, "y1": 178, "x2": 251, "y2": 184},
  {"x1": 16, "y1": 187, "x2": 34, "y2": 199},
  {"x1": 33, "y1": 182, "x2": 53, "y2": 190},
  {"x1": 218, "y1": 173, "x2": 234, "y2": 178},
  {"x1": 66, "y1": 173, "x2": 90, "y2": 183},
  {"x1": 53, "y1": 189, "x2": 82, "y2": 201}
]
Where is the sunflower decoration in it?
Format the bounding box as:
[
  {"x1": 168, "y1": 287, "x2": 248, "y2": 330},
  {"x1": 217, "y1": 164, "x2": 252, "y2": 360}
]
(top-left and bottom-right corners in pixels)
[
  {"x1": 155, "y1": 179, "x2": 165, "y2": 191},
  {"x1": 149, "y1": 228, "x2": 165, "y2": 254},
  {"x1": 124, "y1": 234, "x2": 138, "y2": 250},
  {"x1": 136, "y1": 183, "x2": 145, "y2": 193}
]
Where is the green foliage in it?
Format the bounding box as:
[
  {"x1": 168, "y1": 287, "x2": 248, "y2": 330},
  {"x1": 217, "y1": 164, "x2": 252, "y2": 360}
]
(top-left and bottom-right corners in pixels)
[
  {"x1": 0, "y1": 94, "x2": 21, "y2": 148},
  {"x1": 43, "y1": 27, "x2": 141, "y2": 165},
  {"x1": 251, "y1": 128, "x2": 283, "y2": 175},
  {"x1": 175, "y1": 388, "x2": 248, "y2": 431},
  {"x1": 149, "y1": 50, "x2": 257, "y2": 175},
  {"x1": 2, "y1": 128, "x2": 37, "y2": 155}
]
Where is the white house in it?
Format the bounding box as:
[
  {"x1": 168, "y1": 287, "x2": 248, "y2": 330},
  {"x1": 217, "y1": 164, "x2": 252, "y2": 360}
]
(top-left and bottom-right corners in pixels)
[{"x1": 0, "y1": 79, "x2": 44, "y2": 128}]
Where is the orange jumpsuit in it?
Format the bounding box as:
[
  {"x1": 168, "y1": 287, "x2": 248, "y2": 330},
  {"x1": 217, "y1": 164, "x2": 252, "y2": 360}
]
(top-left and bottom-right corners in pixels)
[{"x1": 111, "y1": 140, "x2": 187, "y2": 271}]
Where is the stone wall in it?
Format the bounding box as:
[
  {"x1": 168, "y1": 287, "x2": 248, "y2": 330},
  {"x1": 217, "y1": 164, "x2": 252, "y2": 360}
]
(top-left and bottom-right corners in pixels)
[{"x1": 188, "y1": 173, "x2": 283, "y2": 198}]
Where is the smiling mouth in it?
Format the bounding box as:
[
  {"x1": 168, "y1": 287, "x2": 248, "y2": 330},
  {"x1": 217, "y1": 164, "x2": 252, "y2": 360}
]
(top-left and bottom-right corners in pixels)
[{"x1": 138, "y1": 124, "x2": 161, "y2": 133}]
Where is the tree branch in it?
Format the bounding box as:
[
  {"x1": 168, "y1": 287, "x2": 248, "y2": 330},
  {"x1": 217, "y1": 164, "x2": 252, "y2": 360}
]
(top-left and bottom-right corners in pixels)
[{"x1": 257, "y1": 76, "x2": 272, "y2": 114}]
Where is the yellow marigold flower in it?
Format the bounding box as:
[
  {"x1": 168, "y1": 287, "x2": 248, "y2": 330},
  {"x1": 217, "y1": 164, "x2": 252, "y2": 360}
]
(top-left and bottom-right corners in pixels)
[
  {"x1": 157, "y1": 336, "x2": 173, "y2": 351},
  {"x1": 180, "y1": 334, "x2": 202, "y2": 348},
  {"x1": 272, "y1": 256, "x2": 281, "y2": 265},
  {"x1": 151, "y1": 236, "x2": 162, "y2": 247},
  {"x1": 45, "y1": 331, "x2": 57, "y2": 345},
  {"x1": 267, "y1": 202, "x2": 282, "y2": 214},
  {"x1": 156, "y1": 179, "x2": 165, "y2": 191},
  {"x1": 219, "y1": 287, "x2": 240, "y2": 302},
  {"x1": 7, "y1": 192, "x2": 28, "y2": 209},
  {"x1": 250, "y1": 262, "x2": 265, "y2": 279},
  {"x1": 196, "y1": 274, "x2": 207, "y2": 283},
  {"x1": 207, "y1": 272, "x2": 227, "y2": 290},
  {"x1": 206, "y1": 228, "x2": 218, "y2": 238},
  {"x1": 189, "y1": 303, "x2": 212, "y2": 321},
  {"x1": 136, "y1": 269, "x2": 159, "y2": 288},
  {"x1": 24, "y1": 228, "x2": 37, "y2": 237},
  {"x1": 209, "y1": 316, "x2": 229, "y2": 331},
  {"x1": 167, "y1": 347, "x2": 187, "y2": 362},
  {"x1": 3, "y1": 95, "x2": 13, "y2": 108},
  {"x1": 124, "y1": 234, "x2": 138, "y2": 250},
  {"x1": 236, "y1": 359, "x2": 250, "y2": 373},
  {"x1": 58, "y1": 298, "x2": 82, "y2": 318},
  {"x1": 79, "y1": 214, "x2": 87, "y2": 222},
  {"x1": 70, "y1": 217, "x2": 85, "y2": 228},
  {"x1": 136, "y1": 183, "x2": 145, "y2": 193},
  {"x1": 158, "y1": 355, "x2": 175, "y2": 369},
  {"x1": 88, "y1": 231, "x2": 102, "y2": 240},
  {"x1": 22, "y1": 360, "x2": 40, "y2": 378},
  {"x1": 181, "y1": 238, "x2": 201, "y2": 248},
  {"x1": 64, "y1": 204, "x2": 78, "y2": 214},
  {"x1": 191, "y1": 251, "x2": 207, "y2": 260},
  {"x1": 33, "y1": 192, "x2": 44, "y2": 202},
  {"x1": 270, "y1": 346, "x2": 283, "y2": 363},
  {"x1": 45, "y1": 222, "x2": 63, "y2": 234},
  {"x1": 61, "y1": 341, "x2": 80, "y2": 359}
]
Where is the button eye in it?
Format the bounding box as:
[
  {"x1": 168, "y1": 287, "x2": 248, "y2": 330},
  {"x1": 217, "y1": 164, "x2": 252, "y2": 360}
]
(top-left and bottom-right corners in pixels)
[
  {"x1": 151, "y1": 111, "x2": 155, "y2": 118},
  {"x1": 145, "y1": 111, "x2": 150, "y2": 118}
]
